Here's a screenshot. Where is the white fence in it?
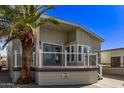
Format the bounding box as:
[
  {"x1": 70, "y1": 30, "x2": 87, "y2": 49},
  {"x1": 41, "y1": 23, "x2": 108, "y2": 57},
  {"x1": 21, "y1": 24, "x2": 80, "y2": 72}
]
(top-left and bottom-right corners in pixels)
[{"x1": 13, "y1": 50, "x2": 98, "y2": 68}]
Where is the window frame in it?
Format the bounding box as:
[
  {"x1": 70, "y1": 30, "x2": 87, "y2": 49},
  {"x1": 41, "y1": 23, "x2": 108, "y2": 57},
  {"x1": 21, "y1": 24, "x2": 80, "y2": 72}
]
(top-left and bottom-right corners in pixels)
[
  {"x1": 77, "y1": 44, "x2": 91, "y2": 62},
  {"x1": 42, "y1": 42, "x2": 63, "y2": 66},
  {"x1": 111, "y1": 56, "x2": 121, "y2": 67}
]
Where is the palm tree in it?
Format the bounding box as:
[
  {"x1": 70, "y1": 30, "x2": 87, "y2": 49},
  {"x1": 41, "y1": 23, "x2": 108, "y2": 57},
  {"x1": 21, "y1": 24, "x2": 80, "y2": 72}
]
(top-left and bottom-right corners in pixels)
[{"x1": 0, "y1": 5, "x2": 58, "y2": 84}]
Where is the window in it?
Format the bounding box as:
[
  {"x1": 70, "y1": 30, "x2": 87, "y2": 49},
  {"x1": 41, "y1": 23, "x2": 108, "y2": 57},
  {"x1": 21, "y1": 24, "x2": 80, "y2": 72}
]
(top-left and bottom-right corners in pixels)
[
  {"x1": 111, "y1": 56, "x2": 121, "y2": 67},
  {"x1": 83, "y1": 46, "x2": 88, "y2": 53},
  {"x1": 71, "y1": 45, "x2": 75, "y2": 61},
  {"x1": 78, "y1": 46, "x2": 82, "y2": 61},
  {"x1": 83, "y1": 46, "x2": 91, "y2": 53},
  {"x1": 66, "y1": 47, "x2": 70, "y2": 52},
  {"x1": 43, "y1": 43, "x2": 62, "y2": 66},
  {"x1": 77, "y1": 45, "x2": 91, "y2": 61},
  {"x1": 66, "y1": 47, "x2": 70, "y2": 61}
]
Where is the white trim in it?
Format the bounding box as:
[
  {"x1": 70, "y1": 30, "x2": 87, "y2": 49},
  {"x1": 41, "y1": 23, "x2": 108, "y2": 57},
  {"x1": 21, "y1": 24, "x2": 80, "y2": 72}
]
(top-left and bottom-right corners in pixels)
[
  {"x1": 40, "y1": 52, "x2": 97, "y2": 68},
  {"x1": 40, "y1": 66, "x2": 97, "y2": 69},
  {"x1": 69, "y1": 44, "x2": 76, "y2": 62},
  {"x1": 32, "y1": 52, "x2": 35, "y2": 67},
  {"x1": 42, "y1": 41, "x2": 63, "y2": 52},
  {"x1": 77, "y1": 44, "x2": 91, "y2": 63},
  {"x1": 120, "y1": 56, "x2": 123, "y2": 67},
  {"x1": 77, "y1": 44, "x2": 84, "y2": 62},
  {"x1": 64, "y1": 50, "x2": 67, "y2": 67},
  {"x1": 40, "y1": 42, "x2": 98, "y2": 68},
  {"x1": 87, "y1": 52, "x2": 90, "y2": 67},
  {"x1": 84, "y1": 53, "x2": 86, "y2": 67},
  {"x1": 41, "y1": 42, "x2": 63, "y2": 67},
  {"x1": 96, "y1": 52, "x2": 98, "y2": 67},
  {"x1": 14, "y1": 50, "x2": 17, "y2": 68},
  {"x1": 39, "y1": 49, "x2": 42, "y2": 68}
]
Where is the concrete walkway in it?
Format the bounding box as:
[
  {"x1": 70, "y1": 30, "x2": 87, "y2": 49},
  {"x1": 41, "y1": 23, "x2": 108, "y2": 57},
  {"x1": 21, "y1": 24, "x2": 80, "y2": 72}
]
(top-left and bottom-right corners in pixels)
[{"x1": 83, "y1": 74, "x2": 124, "y2": 88}]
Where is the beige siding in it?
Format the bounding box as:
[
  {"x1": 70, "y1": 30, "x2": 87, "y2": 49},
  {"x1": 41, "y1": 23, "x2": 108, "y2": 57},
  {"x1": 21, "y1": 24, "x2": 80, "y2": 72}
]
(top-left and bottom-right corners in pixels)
[
  {"x1": 101, "y1": 51, "x2": 111, "y2": 66},
  {"x1": 103, "y1": 68, "x2": 124, "y2": 75},
  {"x1": 67, "y1": 31, "x2": 76, "y2": 43},
  {"x1": 40, "y1": 29, "x2": 68, "y2": 46},
  {"x1": 76, "y1": 28, "x2": 101, "y2": 52},
  {"x1": 111, "y1": 49, "x2": 124, "y2": 57}
]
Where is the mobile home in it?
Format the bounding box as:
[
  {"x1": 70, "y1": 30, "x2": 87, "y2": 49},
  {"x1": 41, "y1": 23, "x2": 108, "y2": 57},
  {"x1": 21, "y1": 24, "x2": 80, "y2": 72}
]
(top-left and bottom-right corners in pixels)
[
  {"x1": 101, "y1": 48, "x2": 124, "y2": 75},
  {"x1": 7, "y1": 15, "x2": 103, "y2": 86}
]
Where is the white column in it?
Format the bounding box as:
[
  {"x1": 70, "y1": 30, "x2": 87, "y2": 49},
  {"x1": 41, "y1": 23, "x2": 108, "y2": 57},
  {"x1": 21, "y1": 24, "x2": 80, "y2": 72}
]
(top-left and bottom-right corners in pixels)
[
  {"x1": 65, "y1": 50, "x2": 67, "y2": 67},
  {"x1": 121, "y1": 56, "x2": 123, "y2": 67},
  {"x1": 96, "y1": 53, "x2": 98, "y2": 67},
  {"x1": 81, "y1": 53, "x2": 83, "y2": 67},
  {"x1": 39, "y1": 49, "x2": 42, "y2": 68},
  {"x1": 99, "y1": 64, "x2": 103, "y2": 78},
  {"x1": 14, "y1": 50, "x2": 17, "y2": 68},
  {"x1": 87, "y1": 53, "x2": 90, "y2": 67},
  {"x1": 32, "y1": 52, "x2": 35, "y2": 67},
  {"x1": 35, "y1": 27, "x2": 40, "y2": 68},
  {"x1": 83, "y1": 53, "x2": 86, "y2": 67}
]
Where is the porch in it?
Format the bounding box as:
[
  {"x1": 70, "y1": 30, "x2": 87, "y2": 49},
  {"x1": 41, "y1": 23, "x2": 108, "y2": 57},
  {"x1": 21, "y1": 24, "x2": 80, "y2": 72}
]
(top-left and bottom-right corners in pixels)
[{"x1": 13, "y1": 50, "x2": 98, "y2": 68}]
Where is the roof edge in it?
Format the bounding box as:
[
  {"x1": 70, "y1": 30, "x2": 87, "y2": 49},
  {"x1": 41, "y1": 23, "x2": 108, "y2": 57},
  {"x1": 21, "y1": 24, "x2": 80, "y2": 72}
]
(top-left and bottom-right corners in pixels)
[
  {"x1": 41, "y1": 15, "x2": 104, "y2": 42},
  {"x1": 101, "y1": 48, "x2": 124, "y2": 52}
]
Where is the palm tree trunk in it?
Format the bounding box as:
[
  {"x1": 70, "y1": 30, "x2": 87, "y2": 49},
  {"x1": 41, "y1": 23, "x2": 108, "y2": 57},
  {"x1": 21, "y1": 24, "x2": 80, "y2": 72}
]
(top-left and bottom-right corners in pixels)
[{"x1": 17, "y1": 39, "x2": 33, "y2": 84}]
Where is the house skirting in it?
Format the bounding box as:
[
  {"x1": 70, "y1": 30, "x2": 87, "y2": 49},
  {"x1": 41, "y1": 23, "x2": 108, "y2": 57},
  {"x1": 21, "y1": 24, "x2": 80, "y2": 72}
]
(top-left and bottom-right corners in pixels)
[
  {"x1": 11, "y1": 67, "x2": 98, "y2": 85},
  {"x1": 35, "y1": 68, "x2": 98, "y2": 86},
  {"x1": 11, "y1": 67, "x2": 35, "y2": 82}
]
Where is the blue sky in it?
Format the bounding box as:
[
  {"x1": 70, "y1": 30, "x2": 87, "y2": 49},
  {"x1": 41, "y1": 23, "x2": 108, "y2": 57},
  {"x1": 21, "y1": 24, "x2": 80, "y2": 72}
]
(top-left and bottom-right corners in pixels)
[
  {"x1": 1, "y1": 5, "x2": 124, "y2": 56},
  {"x1": 45, "y1": 5, "x2": 124, "y2": 50}
]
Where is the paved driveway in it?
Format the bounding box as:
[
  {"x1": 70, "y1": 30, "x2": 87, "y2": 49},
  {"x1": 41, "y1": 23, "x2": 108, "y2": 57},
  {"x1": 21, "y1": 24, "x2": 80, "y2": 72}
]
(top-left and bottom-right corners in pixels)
[{"x1": 83, "y1": 74, "x2": 124, "y2": 88}]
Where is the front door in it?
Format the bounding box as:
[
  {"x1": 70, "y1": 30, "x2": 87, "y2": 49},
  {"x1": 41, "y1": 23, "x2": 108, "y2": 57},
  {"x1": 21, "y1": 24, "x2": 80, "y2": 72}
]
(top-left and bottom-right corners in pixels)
[{"x1": 43, "y1": 43, "x2": 62, "y2": 66}]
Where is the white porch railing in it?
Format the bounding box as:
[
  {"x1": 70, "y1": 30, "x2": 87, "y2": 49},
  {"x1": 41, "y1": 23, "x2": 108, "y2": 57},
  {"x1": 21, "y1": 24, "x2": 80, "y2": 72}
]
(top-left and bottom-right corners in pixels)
[
  {"x1": 13, "y1": 50, "x2": 36, "y2": 68},
  {"x1": 39, "y1": 50, "x2": 98, "y2": 68},
  {"x1": 13, "y1": 50, "x2": 98, "y2": 68}
]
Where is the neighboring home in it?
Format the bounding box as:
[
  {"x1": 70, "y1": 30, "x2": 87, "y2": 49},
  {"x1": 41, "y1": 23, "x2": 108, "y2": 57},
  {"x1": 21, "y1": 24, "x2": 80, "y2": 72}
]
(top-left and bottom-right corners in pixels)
[
  {"x1": 7, "y1": 15, "x2": 104, "y2": 86},
  {"x1": 0, "y1": 56, "x2": 8, "y2": 70},
  {"x1": 101, "y1": 48, "x2": 124, "y2": 75}
]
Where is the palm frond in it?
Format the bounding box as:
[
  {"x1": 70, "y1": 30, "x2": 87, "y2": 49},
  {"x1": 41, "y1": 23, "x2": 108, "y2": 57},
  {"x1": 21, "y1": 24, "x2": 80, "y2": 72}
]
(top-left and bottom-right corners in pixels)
[
  {"x1": 1, "y1": 36, "x2": 17, "y2": 50},
  {"x1": 0, "y1": 5, "x2": 57, "y2": 45},
  {"x1": 37, "y1": 18, "x2": 59, "y2": 26},
  {"x1": 36, "y1": 6, "x2": 54, "y2": 20},
  {"x1": 0, "y1": 6, "x2": 20, "y2": 21}
]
